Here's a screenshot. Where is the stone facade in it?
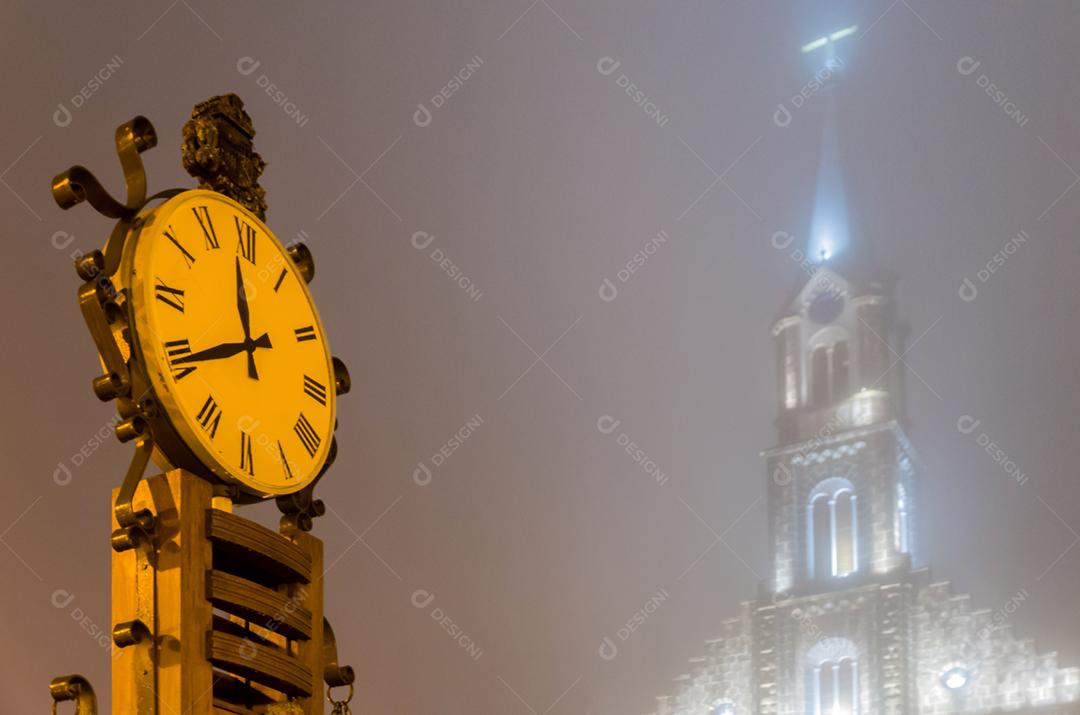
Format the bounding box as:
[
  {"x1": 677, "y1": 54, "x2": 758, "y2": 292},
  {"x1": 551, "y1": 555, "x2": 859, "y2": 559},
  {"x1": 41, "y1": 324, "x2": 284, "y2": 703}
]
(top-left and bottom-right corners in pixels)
[{"x1": 651, "y1": 267, "x2": 1078, "y2": 715}]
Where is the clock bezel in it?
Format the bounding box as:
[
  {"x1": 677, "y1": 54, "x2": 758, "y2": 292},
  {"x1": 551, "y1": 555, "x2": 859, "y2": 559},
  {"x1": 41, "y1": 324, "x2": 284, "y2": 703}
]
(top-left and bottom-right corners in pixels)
[{"x1": 119, "y1": 189, "x2": 336, "y2": 500}]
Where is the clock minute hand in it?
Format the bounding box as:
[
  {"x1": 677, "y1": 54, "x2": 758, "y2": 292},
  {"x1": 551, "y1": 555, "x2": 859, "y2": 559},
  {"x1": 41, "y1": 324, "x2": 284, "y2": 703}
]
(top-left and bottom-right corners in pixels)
[
  {"x1": 172, "y1": 341, "x2": 249, "y2": 365},
  {"x1": 236, "y1": 256, "x2": 253, "y2": 341},
  {"x1": 235, "y1": 256, "x2": 258, "y2": 379},
  {"x1": 171, "y1": 333, "x2": 273, "y2": 366}
]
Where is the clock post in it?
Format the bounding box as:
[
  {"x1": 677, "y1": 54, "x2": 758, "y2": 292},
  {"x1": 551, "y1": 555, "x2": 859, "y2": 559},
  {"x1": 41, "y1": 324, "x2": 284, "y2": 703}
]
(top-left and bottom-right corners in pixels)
[{"x1": 49, "y1": 95, "x2": 355, "y2": 715}]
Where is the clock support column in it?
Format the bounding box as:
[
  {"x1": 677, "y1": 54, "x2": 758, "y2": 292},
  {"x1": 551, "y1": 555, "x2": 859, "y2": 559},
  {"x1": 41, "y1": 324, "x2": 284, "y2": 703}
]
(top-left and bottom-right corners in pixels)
[
  {"x1": 108, "y1": 469, "x2": 352, "y2": 715},
  {"x1": 47, "y1": 94, "x2": 354, "y2": 714}
]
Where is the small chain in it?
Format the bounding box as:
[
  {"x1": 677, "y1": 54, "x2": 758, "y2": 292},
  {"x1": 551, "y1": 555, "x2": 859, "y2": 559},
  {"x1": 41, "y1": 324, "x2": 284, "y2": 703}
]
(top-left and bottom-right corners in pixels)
[{"x1": 328, "y1": 683, "x2": 354, "y2": 715}]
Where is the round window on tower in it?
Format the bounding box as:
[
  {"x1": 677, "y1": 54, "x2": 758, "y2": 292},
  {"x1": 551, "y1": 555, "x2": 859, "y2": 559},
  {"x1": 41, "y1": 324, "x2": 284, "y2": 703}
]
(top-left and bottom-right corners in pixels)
[{"x1": 808, "y1": 289, "x2": 845, "y2": 324}]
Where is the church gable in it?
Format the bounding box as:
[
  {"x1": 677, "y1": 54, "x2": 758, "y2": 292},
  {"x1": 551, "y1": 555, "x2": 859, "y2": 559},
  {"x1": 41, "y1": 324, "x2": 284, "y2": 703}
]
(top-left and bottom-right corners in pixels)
[
  {"x1": 655, "y1": 606, "x2": 755, "y2": 715},
  {"x1": 914, "y1": 581, "x2": 1080, "y2": 713}
]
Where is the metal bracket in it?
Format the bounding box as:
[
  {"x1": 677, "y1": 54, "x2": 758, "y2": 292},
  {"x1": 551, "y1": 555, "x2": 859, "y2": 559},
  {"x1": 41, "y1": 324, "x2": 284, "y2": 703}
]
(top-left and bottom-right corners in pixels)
[
  {"x1": 77, "y1": 276, "x2": 129, "y2": 401},
  {"x1": 109, "y1": 435, "x2": 158, "y2": 715},
  {"x1": 111, "y1": 428, "x2": 156, "y2": 551},
  {"x1": 52, "y1": 116, "x2": 188, "y2": 282},
  {"x1": 52, "y1": 116, "x2": 156, "y2": 218},
  {"x1": 276, "y1": 481, "x2": 326, "y2": 534},
  {"x1": 49, "y1": 675, "x2": 97, "y2": 715},
  {"x1": 52, "y1": 117, "x2": 159, "y2": 278},
  {"x1": 322, "y1": 617, "x2": 355, "y2": 689}
]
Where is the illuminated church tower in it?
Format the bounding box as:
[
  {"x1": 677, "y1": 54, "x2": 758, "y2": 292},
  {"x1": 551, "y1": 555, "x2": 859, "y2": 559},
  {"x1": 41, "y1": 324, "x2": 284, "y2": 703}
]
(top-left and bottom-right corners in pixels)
[{"x1": 650, "y1": 21, "x2": 1080, "y2": 715}]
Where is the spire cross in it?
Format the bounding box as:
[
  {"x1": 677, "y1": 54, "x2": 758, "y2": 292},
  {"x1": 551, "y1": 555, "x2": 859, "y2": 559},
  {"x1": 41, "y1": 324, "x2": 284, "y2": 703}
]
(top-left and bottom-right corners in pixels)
[{"x1": 801, "y1": 25, "x2": 858, "y2": 54}]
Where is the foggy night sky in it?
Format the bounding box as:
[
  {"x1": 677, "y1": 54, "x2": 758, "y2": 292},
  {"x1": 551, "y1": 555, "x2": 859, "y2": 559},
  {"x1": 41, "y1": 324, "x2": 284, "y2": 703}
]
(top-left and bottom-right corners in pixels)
[{"x1": 2, "y1": 2, "x2": 1080, "y2": 713}]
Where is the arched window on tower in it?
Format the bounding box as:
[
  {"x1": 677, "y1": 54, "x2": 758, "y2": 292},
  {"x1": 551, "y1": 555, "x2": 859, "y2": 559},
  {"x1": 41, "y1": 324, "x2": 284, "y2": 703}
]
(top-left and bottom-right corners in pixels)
[
  {"x1": 832, "y1": 341, "x2": 849, "y2": 401},
  {"x1": 807, "y1": 477, "x2": 859, "y2": 579},
  {"x1": 807, "y1": 638, "x2": 859, "y2": 715},
  {"x1": 808, "y1": 337, "x2": 851, "y2": 409},
  {"x1": 811, "y1": 346, "x2": 830, "y2": 408},
  {"x1": 894, "y1": 482, "x2": 910, "y2": 555}
]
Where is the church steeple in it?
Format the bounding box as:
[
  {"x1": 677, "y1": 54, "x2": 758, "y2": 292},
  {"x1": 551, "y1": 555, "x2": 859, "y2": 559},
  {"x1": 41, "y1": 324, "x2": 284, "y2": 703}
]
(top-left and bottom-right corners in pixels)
[
  {"x1": 764, "y1": 21, "x2": 913, "y2": 595},
  {"x1": 771, "y1": 265, "x2": 896, "y2": 445},
  {"x1": 772, "y1": 24, "x2": 898, "y2": 446}
]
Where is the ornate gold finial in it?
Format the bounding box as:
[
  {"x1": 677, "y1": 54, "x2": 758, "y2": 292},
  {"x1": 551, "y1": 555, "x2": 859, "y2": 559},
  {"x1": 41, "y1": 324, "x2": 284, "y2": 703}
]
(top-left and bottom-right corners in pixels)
[{"x1": 181, "y1": 93, "x2": 267, "y2": 219}]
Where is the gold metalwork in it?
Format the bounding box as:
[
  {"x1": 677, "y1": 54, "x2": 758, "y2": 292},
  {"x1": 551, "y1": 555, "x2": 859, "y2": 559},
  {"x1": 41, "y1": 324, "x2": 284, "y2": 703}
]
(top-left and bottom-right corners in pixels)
[
  {"x1": 182, "y1": 93, "x2": 267, "y2": 219},
  {"x1": 52, "y1": 96, "x2": 356, "y2": 714},
  {"x1": 52, "y1": 116, "x2": 155, "y2": 218},
  {"x1": 54, "y1": 96, "x2": 348, "y2": 515},
  {"x1": 322, "y1": 617, "x2": 356, "y2": 689},
  {"x1": 327, "y1": 682, "x2": 354, "y2": 715},
  {"x1": 50, "y1": 675, "x2": 97, "y2": 715}
]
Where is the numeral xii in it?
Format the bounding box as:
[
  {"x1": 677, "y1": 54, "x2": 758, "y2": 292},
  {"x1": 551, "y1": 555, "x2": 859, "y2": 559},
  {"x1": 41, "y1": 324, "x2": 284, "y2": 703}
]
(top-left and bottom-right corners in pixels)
[{"x1": 235, "y1": 216, "x2": 257, "y2": 264}]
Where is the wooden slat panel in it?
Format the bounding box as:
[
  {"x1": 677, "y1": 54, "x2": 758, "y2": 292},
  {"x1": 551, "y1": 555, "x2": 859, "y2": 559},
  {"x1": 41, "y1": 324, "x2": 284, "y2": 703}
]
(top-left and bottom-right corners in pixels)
[
  {"x1": 207, "y1": 509, "x2": 311, "y2": 585},
  {"x1": 207, "y1": 630, "x2": 313, "y2": 698},
  {"x1": 212, "y1": 668, "x2": 275, "y2": 713},
  {"x1": 113, "y1": 471, "x2": 215, "y2": 715},
  {"x1": 292, "y1": 529, "x2": 324, "y2": 711},
  {"x1": 207, "y1": 571, "x2": 312, "y2": 641}
]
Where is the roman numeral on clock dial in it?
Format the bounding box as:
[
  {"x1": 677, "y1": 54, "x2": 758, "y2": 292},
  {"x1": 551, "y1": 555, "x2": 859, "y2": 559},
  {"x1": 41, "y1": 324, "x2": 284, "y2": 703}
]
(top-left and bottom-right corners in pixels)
[
  {"x1": 155, "y1": 279, "x2": 186, "y2": 313},
  {"x1": 196, "y1": 395, "x2": 222, "y2": 439},
  {"x1": 273, "y1": 268, "x2": 288, "y2": 292},
  {"x1": 293, "y1": 413, "x2": 321, "y2": 457},
  {"x1": 235, "y1": 216, "x2": 257, "y2": 264},
  {"x1": 240, "y1": 431, "x2": 255, "y2": 476},
  {"x1": 193, "y1": 205, "x2": 220, "y2": 249},
  {"x1": 164, "y1": 339, "x2": 197, "y2": 380},
  {"x1": 278, "y1": 441, "x2": 294, "y2": 480},
  {"x1": 163, "y1": 225, "x2": 195, "y2": 268},
  {"x1": 295, "y1": 325, "x2": 317, "y2": 342},
  {"x1": 303, "y1": 375, "x2": 327, "y2": 406}
]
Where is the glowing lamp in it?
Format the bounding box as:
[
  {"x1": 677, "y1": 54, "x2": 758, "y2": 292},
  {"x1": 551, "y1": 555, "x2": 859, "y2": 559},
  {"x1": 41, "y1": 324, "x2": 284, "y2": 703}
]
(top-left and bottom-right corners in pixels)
[{"x1": 941, "y1": 666, "x2": 970, "y2": 690}]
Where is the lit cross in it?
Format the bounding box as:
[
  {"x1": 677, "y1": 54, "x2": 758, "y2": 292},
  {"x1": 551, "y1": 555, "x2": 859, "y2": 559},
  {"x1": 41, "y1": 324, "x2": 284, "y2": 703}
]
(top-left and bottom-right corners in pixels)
[{"x1": 801, "y1": 24, "x2": 858, "y2": 54}]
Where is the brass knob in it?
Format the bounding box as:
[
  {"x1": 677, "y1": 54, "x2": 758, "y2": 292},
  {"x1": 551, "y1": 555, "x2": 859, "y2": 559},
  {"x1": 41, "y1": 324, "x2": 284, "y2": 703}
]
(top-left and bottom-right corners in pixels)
[
  {"x1": 287, "y1": 242, "x2": 315, "y2": 283},
  {"x1": 74, "y1": 250, "x2": 104, "y2": 281},
  {"x1": 114, "y1": 416, "x2": 147, "y2": 443},
  {"x1": 91, "y1": 372, "x2": 128, "y2": 401},
  {"x1": 112, "y1": 619, "x2": 150, "y2": 648},
  {"x1": 333, "y1": 356, "x2": 351, "y2": 395}
]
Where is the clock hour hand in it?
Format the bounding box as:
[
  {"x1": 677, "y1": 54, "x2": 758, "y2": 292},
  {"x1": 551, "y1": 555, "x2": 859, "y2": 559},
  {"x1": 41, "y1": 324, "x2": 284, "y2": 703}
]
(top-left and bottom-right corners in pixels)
[
  {"x1": 247, "y1": 331, "x2": 273, "y2": 383},
  {"x1": 171, "y1": 333, "x2": 273, "y2": 365}
]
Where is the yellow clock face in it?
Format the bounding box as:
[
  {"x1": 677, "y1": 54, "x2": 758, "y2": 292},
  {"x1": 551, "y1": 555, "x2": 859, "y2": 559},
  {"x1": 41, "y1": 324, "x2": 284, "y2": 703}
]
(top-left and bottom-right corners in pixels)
[{"x1": 123, "y1": 189, "x2": 335, "y2": 497}]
